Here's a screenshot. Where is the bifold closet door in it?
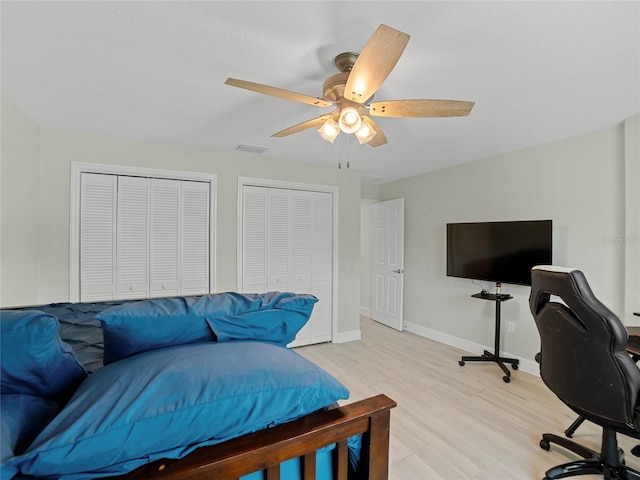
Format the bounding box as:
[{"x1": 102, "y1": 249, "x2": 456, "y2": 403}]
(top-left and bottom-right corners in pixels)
[
  {"x1": 149, "y1": 178, "x2": 210, "y2": 297},
  {"x1": 267, "y1": 188, "x2": 291, "y2": 292},
  {"x1": 80, "y1": 173, "x2": 209, "y2": 302},
  {"x1": 179, "y1": 181, "x2": 210, "y2": 296},
  {"x1": 80, "y1": 173, "x2": 118, "y2": 302},
  {"x1": 117, "y1": 176, "x2": 150, "y2": 299},
  {"x1": 149, "y1": 178, "x2": 180, "y2": 298},
  {"x1": 307, "y1": 191, "x2": 333, "y2": 345},
  {"x1": 241, "y1": 185, "x2": 332, "y2": 346}
]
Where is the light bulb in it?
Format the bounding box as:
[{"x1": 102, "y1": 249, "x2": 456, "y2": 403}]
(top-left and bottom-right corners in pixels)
[
  {"x1": 354, "y1": 117, "x2": 378, "y2": 144},
  {"x1": 338, "y1": 107, "x2": 362, "y2": 134},
  {"x1": 318, "y1": 118, "x2": 340, "y2": 143}
]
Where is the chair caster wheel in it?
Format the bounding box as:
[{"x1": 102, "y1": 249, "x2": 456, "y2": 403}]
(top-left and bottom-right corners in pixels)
[
  {"x1": 512, "y1": 364, "x2": 519, "y2": 370},
  {"x1": 503, "y1": 375, "x2": 511, "y2": 383},
  {"x1": 540, "y1": 439, "x2": 550, "y2": 451},
  {"x1": 459, "y1": 360, "x2": 465, "y2": 366}
]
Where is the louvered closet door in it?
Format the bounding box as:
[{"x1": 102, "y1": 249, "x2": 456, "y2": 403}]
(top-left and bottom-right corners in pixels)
[
  {"x1": 242, "y1": 186, "x2": 268, "y2": 292},
  {"x1": 80, "y1": 173, "x2": 117, "y2": 301},
  {"x1": 79, "y1": 173, "x2": 211, "y2": 301},
  {"x1": 267, "y1": 188, "x2": 291, "y2": 291},
  {"x1": 117, "y1": 176, "x2": 150, "y2": 299},
  {"x1": 290, "y1": 190, "x2": 312, "y2": 293},
  {"x1": 241, "y1": 185, "x2": 333, "y2": 347},
  {"x1": 180, "y1": 181, "x2": 210, "y2": 295},
  {"x1": 309, "y1": 191, "x2": 333, "y2": 344},
  {"x1": 150, "y1": 179, "x2": 180, "y2": 297},
  {"x1": 288, "y1": 190, "x2": 332, "y2": 347}
]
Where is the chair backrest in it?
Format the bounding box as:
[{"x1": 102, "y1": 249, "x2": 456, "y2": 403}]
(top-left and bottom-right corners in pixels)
[{"x1": 530, "y1": 266, "x2": 640, "y2": 431}]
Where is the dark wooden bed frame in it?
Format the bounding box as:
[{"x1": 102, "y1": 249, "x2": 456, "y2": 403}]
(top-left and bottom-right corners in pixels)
[{"x1": 115, "y1": 394, "x2": 396, "y2": 480}]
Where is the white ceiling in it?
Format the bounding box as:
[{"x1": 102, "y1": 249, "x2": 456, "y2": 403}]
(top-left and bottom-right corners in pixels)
[{"x1": 2, "y1": 1, "x2": 638, "y2": 184}]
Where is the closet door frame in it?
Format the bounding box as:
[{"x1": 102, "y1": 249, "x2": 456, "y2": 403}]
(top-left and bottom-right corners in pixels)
[
  {"x1": 237, "y1": 177, "x2": 339, "y2": 343},
  {"x1": 69, "y1": 162, "x2": 217, "y2": 302}
]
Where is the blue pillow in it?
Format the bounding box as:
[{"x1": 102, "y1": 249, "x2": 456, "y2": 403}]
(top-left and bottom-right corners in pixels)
[
  {"x1": 97, "y1": 292, "x2": 318, "y2": 364},
  {"x1": 186, "y1": 291, "x2": 316, "y2": 317},
  {"x1": 12, "y1": 341, "x2": 349, "y2": 478},
  {"x1": 96, "y1": 296, "x2": 215, "y2": 364},
  {"x1": 198, "y1": 292, "x2": 318, "y2": 346},
  {"x1": 1, "y1": 310, "x2": 86, "y2": 399}
]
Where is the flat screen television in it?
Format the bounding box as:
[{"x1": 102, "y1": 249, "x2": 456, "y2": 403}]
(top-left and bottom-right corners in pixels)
[{"x1": 446, "y1": 220, "x2": 552, "y2": 286}]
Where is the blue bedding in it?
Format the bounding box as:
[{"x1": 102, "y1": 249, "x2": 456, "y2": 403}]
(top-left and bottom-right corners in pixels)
[{"x1": 1, "y1": 293, "x2": 358, "y2": 480}]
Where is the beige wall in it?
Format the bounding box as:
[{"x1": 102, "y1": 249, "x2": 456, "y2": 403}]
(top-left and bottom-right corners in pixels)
[
  {"x1": 1, "y1": 97, "x2": 363, "y2": 337},
  {"x1": 1, "y1": 98, "x2": 41, "y2": 307},
  {"x1": 378, "y1": 120, "x2": 635, "y2": 371},
  {"x1": 624, "y1": 114, "x2": 640, "y2": 324}
]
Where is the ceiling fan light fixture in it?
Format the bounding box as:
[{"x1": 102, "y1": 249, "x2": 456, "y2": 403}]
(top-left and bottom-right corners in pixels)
[
  {"x1": 355, "y1": 117, "x2": 378, "y2": 144},
  {"x1": 338, "y1": 107, "x2": 362, "y2": 134},
  {"x1": 318, "y1": 118, "x2": 340, "y2": 143}
]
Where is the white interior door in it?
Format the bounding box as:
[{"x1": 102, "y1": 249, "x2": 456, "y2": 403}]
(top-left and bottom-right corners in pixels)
[{"x1": 372, "y1": 198, "x2": 404, "y2": 331}]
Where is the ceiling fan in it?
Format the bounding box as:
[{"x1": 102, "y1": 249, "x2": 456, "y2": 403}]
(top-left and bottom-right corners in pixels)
[{"x1": 225, "y1": 24, "x2": 474, "y2": 147}]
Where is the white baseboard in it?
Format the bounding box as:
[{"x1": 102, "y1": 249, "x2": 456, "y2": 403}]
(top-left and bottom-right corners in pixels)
[
  {"x1": 360, "y1": 306, "x2": 372, "y2": 317},
  {"x1": 333, "y1": 329, "x2": 362, "y2": 343},
  {"x1": 403, "y1": 321, "x2": 540, "y2": 377}
]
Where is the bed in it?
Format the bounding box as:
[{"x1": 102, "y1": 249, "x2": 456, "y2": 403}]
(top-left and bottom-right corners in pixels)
[{"x1": 1, "y1": 292, "x2": 396, "y2": 480}]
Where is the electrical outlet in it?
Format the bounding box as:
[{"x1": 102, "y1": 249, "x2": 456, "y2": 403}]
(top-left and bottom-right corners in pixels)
[{"x1": 507, "y1": 321, "x2": 516, "y2": 333}]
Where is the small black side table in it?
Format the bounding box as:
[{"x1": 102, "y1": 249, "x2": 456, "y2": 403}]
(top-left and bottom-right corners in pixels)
[{"x1": 459, "y1": 292, "x2": 519, "y2": 382}]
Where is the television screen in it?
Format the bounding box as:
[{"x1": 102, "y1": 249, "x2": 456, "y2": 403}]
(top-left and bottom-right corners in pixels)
[{"x1": 446, "y1": 220, "x2": 552, "y2": 286}]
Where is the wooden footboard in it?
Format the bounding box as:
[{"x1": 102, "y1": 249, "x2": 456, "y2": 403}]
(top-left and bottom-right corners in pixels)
[{"x1": 116, "y1": 394, "x2": 396, "y2": 480}]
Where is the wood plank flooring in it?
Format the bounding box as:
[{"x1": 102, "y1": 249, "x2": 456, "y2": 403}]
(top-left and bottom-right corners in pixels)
[{"x1": 297, "y1": 316, "x2": 640, "y2": 480}]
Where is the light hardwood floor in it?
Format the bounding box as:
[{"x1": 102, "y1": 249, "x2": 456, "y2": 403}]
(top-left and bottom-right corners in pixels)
[{"x1": 297, "y1": 316, "x2": 640, "y2": 480}]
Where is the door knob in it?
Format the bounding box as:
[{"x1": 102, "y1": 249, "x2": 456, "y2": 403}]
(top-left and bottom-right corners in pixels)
[{"x1": 392, "y1": 269, "x2": 404, "y2": 274}]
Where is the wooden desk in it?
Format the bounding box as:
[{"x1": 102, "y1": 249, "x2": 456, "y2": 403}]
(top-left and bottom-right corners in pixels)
[{"x1": 628, "y1": 334, "x2": 640, "y2": 360}]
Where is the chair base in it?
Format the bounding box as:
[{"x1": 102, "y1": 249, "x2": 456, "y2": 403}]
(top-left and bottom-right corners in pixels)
[
  {"x1": 563, "y1": 416, "x2": 640, "y2": 459},
  {"x1": 543, "y1": 458, "x2": 640, "y2": 480},
  {"x1": 540, "y1": 431, "x2": 640, "y2": 480},
  {"x1": 564, "y1": 416, "x2": 586, "y2": 438}
]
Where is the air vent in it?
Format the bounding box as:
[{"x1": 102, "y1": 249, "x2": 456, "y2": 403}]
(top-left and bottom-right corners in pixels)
[
  {"x1": 360, "y1": 175, "x2": 386, "y2": 184},
  {"x1": 234, "y1": 144, "x2": 268, "y2": 154}
]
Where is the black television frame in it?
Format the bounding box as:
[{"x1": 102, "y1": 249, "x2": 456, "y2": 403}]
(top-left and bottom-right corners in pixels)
[{"x1": 446, "y1": 219, "x2": 553, "y2": 287}]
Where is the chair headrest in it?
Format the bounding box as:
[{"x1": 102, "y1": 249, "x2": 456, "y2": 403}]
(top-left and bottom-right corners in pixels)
[
  {"x1": 529, "y1": 266, "x2": 596, "y2": 317},
  {"x1": 532, "y1": 265, "x2": 578, "y2": 274}
]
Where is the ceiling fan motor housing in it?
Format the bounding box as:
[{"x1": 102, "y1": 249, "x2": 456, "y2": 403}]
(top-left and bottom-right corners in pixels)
[
  {"x1": 322, "y1": 72, "x2": 349, "y2": 102},
  {"x1": 322, "y1": 52, "x2": 360, "y2": 101}
]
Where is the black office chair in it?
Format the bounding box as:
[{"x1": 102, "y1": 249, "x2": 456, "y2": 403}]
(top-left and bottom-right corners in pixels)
[{"x1": 530, "y1": 265, "x2": 640, "y2": 480}]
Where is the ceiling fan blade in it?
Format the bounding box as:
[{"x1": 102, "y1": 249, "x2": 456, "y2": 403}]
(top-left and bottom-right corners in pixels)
[
  {"x1": 344, "y1": 25, "x2": 410, "y2": 104},
  {"x1": 365, "y1": 116, "x2": 388, "y2": 148},
  {"x1": 272, "y1": 114, "x2": 334, "y2": 138},
  {"x1": 225, "y1": 78, "x2": 334, "y2": 108},
  {"x1": 369, "y1": 99, "x2": 475, "y2": 118}
]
